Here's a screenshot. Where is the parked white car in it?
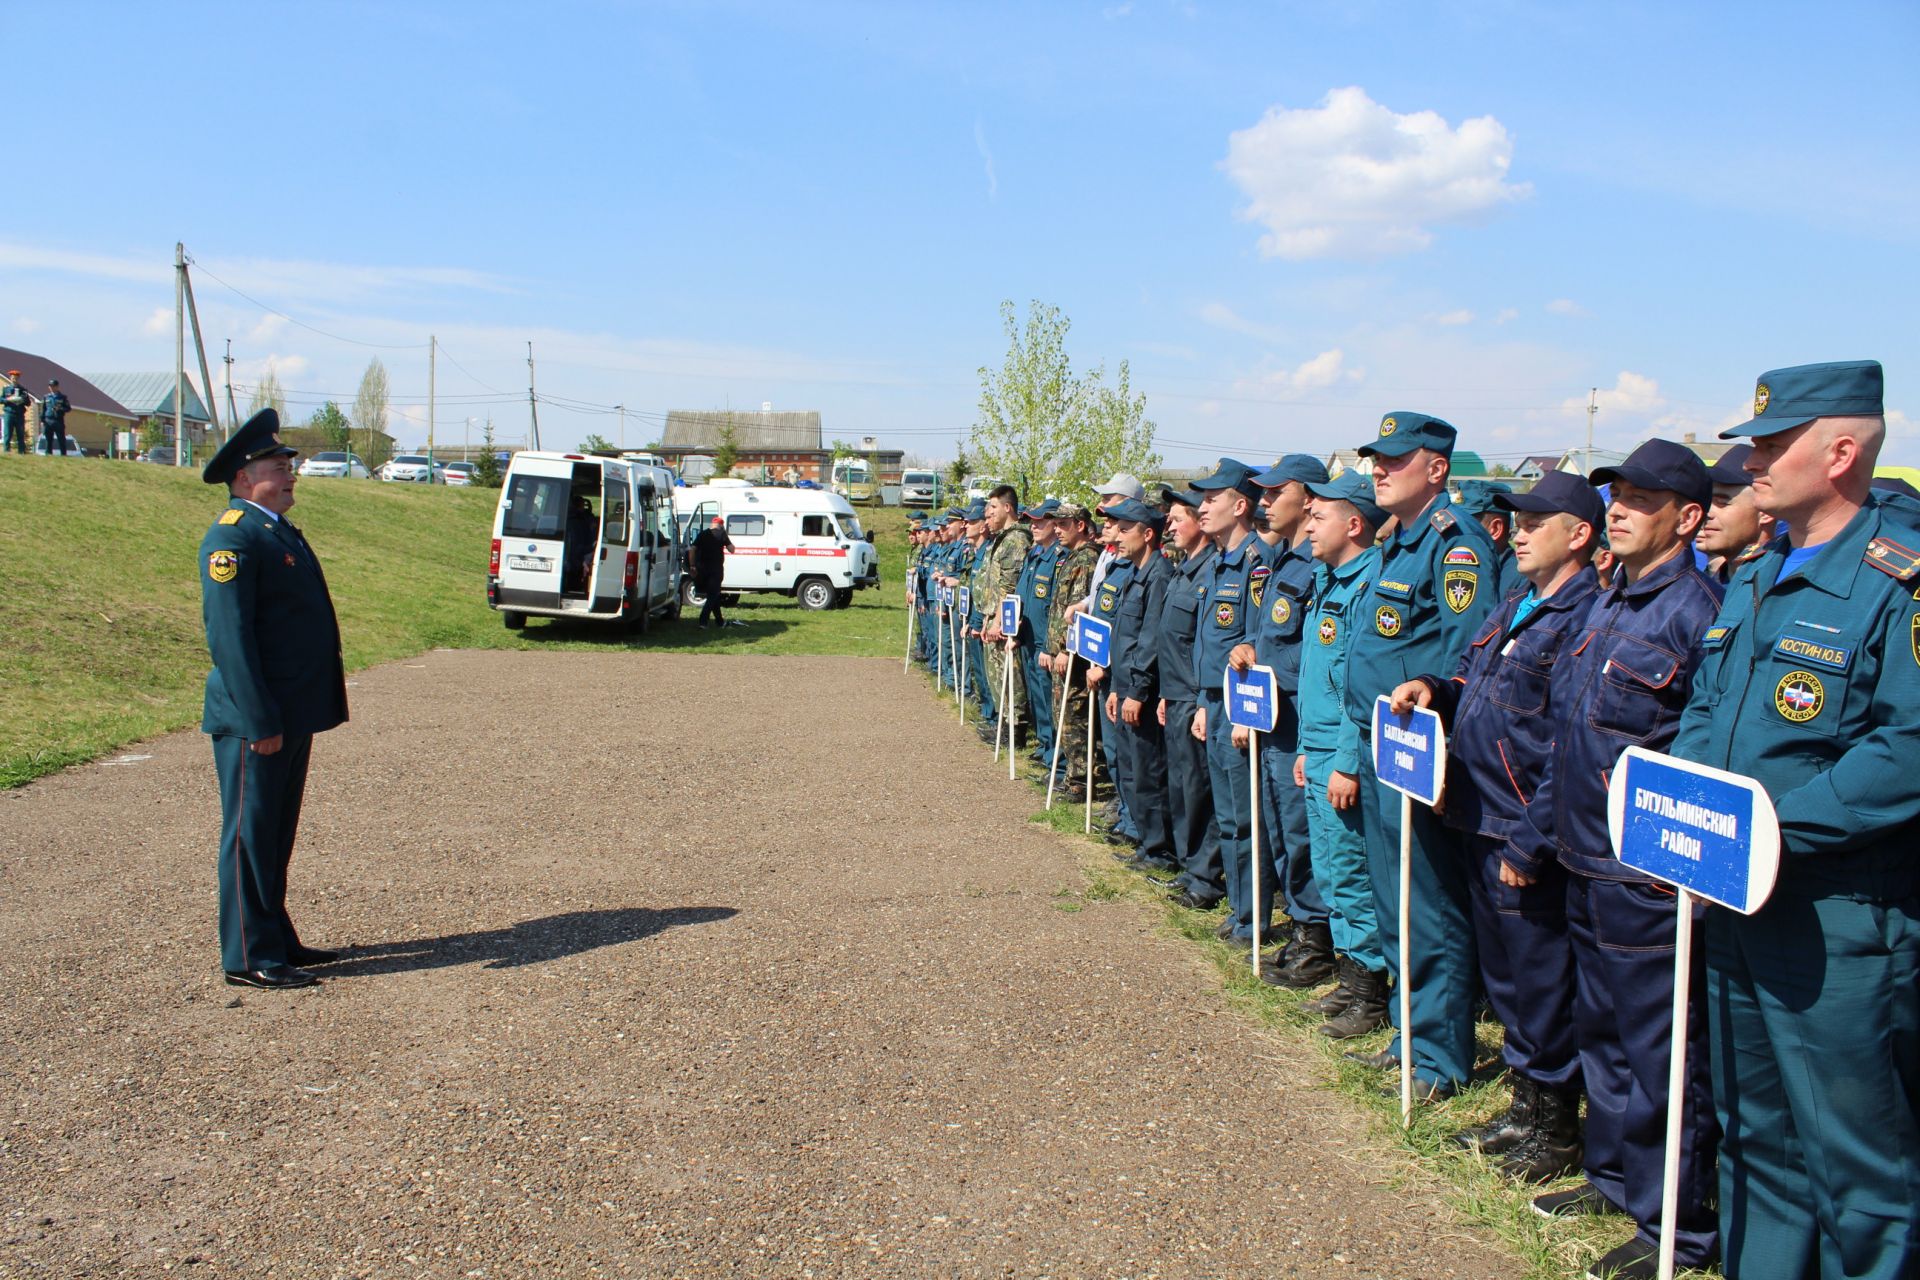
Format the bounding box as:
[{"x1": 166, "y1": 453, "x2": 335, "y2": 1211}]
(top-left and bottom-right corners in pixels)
[
  {"x1": 441, "y1": 461, "x2": 478, "y2": 487},
  {"x1": 299, "y1": 451, "x2": 371, "y2": 479},
  {"x1": 381, "y1": 454, "x2": 444, "y2": 483}
]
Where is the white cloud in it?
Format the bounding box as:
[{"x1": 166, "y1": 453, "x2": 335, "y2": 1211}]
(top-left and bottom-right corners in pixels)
[
  {"x1": 11, "y1": 316, "x2": 43, "y2": 335},
  {"x1": 1545, "y1": 298, "x2": 1586, "y2": 317},
  {"x1": 974, "y1": 119, "x2": 998, "y2": 201},
  {"x1": 1232, "y1": 347, "x2": 1364, "y2": 395},
  {"x1": 1565, "y1": 370, "x2": 1666, "y2": 417},
  {"x1": 1493, "y1": 307, "x2": 1519, "y2": 325},
  {"x1": 1434, "y1": 309, "x2": 1474, "y2": 326},
  {"x1": 1197, "y1": 301, "x2": 1292, "y2": 345},
  {"x1": 1888, "y1": 408, "x2": 1915, "y2": 439},
  {"x1": 142, "y1": 307, "x2": 172, "y2": 337},
  {"x1": 1221, "y1": 86, "x2": 1531, "y2": 260}
]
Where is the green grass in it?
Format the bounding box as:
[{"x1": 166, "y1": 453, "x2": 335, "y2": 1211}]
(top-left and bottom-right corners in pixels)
[{"x1": 0, "y1": 459, "x2": 915, "y2": 787}]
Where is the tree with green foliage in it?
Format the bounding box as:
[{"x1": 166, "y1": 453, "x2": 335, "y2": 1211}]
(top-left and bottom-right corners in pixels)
[
  {"x1": 138, "y1": 417, "x2": 167, "y2": 454},
  {"x1": 969, "y1": 299, "x2": 1160, "y2": 504},
  {"x1": 947, "y1": 447, "x2": 970, "y2": 489},
  {"x1": 309, "y1": 401, "x2": 352, "y2": 452},
  {"x1": 580, "y1": 433, "x2": 615, "y2": 454},
  {"x1": 474, "y1": 420, "x2": 503, "y2": 488},
  {"x1": 354, "y1": 359, "x2": 390, "y2": 470},
  {"x1": 712, "y1": 417, "x2": 741, "y2": 477},
  {"x1": 247, "y1": 363, "x2": 287, "y2": 422}
]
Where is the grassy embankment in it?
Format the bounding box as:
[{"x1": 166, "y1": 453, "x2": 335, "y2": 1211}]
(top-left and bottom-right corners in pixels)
[{"x1": 0, "y1": 459, "x2": 912, "y2": 788}]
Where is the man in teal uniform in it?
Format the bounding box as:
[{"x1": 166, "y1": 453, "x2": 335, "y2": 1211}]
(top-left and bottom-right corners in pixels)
[
  {"x1": 40, "y1": 378, "x2": 71, "y2": 455},
  {"x1": 1294, "y1": 471, "x2": 1388, "y2": 1036},
  {"x1": 1, "y1": 370, "x2": 28, "y2": 454},
  {"x1": 1340, "y1": 412, "x2": 1500, "y2": 1100},
  {"x1": 199, "y1": 409, "x2": 349, "y2": 990},
  {"x1": 1673, "y1": 360, "x2": 1920, "y2": 1280},
  {"x1": 1455, "y1": 479, "x2": 1516, "y2": 583}
]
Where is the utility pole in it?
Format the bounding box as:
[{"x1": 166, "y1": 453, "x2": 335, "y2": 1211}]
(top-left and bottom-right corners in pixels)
[
  {"x1": 223, "y1": 339, "x2": 237, "y2": 435},
  {"x1": 174, "y1": 243, "x2": 186, "y2": 466},
  {"x1": 526, "y1": 341, "x2": 541, "y2": 451},
  {"x1": 616, "y1": 403, "x2": 626, "y2": 451},
  {"x1": 1585, "y1": 387, "x2": 1598, "y2": 474},
  {"x1": 182, "y1": 256, "x2": 220, "y2": 452},
  {"x1": 427, "y1": 334, "x2": 436, "y2": 469}
]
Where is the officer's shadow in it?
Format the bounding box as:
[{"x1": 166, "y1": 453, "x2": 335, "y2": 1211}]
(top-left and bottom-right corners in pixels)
[{"x1": 321, "y1": 905, "x2": 737, "y2": 976}]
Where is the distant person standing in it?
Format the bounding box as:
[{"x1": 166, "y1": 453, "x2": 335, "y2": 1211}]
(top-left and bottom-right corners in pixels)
[
  {"x1": 691, "y1": 515, "x2": 734, "y2": 628},
  {"x1": 1, "y1": 371, "x2": 27, "y2": 454},
  {"x1": 39, "y1": 378, "x2": 71, "y2": 455},
  {"x1": 198, "y1": 409, "x2": 349, "y2": 990}
]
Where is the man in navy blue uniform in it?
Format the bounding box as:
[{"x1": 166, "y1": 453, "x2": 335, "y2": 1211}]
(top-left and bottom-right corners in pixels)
[
  {"x1": 39, "y1": 378, "x2": 71, "y2": 455},
  {"x1": 1189, "y1": 458, "x2": 1278, "y2": 947},
  {"x1": 1340, "y1": 413, "x2": 1502, "y2": 1100},
  {"x1": 1390, "y1": 471, "x2": 1606, "y2": 1179},
  {"x1": 1, "y1": 370, "x2": 28, "y2": 454},
  {"x1": 1092, "y1": 498, "x2": 1175, "y2": 872},
  {"x1": 1674, "y1": 361, "x2": 1920, "y2": 1280},
  {"x1": 198, "y1": 409, "x2": 349, "y2": 990},
  {"x1": 1231, "y1": 455, "x2": 1336, "y2": 988},
  {"x1": 1156, "y1": 487, "x2": 1225, "y2": 909},
  {"x1": 1519, "y1": 440, "x2": 1724, "y2": 1279}
]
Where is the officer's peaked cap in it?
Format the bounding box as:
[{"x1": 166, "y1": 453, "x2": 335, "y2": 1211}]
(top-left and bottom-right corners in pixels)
[{"x1": 202, "y1": 408, "x2": 297, "y2": 485}]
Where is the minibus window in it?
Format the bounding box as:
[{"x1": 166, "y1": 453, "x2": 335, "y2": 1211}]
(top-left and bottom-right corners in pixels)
[
  {"x1": 727, "y1": 514, "x2": 765, "y2": 537},
  {"x1": 802, "y1": 515, "x2": 833, "y2": 538},
  {"x1": 501, "y1": 474, "x2": 571, "y2": 539}
]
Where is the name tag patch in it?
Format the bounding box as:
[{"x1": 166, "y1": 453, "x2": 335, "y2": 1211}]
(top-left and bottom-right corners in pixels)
[
  {"x1": 1376, "y1": 579, "x2": 1414, "y2": 601},
  {"x1": 1773, "y1": 635, "x2": 1851, "y2": 672}
]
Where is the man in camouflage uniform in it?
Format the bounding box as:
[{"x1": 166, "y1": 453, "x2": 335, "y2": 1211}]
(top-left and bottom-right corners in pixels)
[
  {"x1": 962, "y1": 502, "x2": 996, "y2": 723},
  {"x1": 978, "y1": 483, "x2": 1034, "y2": 744},
  {"x1": 1045, "y1": 503, "x2": 1101, "y2": 800}
]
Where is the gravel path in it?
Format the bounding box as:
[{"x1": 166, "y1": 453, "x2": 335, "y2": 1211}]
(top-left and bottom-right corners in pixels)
[{"x1": 0, "y1": 651, "x2": 1520, "y2": 1279}]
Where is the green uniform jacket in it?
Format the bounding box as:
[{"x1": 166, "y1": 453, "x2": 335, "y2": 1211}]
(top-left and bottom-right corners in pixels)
[
  {"x1": 1672, "y1": 495, "x2": 1920, "y2": 893},
  {"x1": 983, "y1": 523, "x2": 1032, "y2": 617},
  {"x1": 199, "y1": 499, "x2": 348, "y2": 741},
  {"x1": 1049, "y1": 544, "x2": 1100, "y2": 654}
]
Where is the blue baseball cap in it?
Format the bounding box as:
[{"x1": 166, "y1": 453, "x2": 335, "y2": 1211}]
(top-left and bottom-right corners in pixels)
[
  {"x1": 1357, "y1": 411, "x2": 1457, "y2": 459},
  {"x1": 1494, "y1": 471, "x2": 1606, "y2": 530},
  {"x1": 1190, "y1": 457, "x2": 1263, "y2": 500},
  {"x1": 1159, "y1": 484, "x2": 1203, "y2": 510},
  {"x1": 1707, "y1": 444, "x2": 1754, "y2": 487},
  {"x1": 1251, "y1": 453, "x2": 1331, "y2": 488},
  {"x1": 1590, "y1": 439, "x2": 1712, "y2": 509},
  {"x1": 1454, "y1": 479, "x2": 1514, "y2": 517},
  {"x1": 1723, "y1": 360, "x2": 1884, "y2": 438},
  {"x1": 963, "y1": 500, "x2": 987, "y2": 521},
  {"x1": 1305, "y1": 471, "x2": 1387, "y2": 530},
  {"x1": 1102, "y1": 496, "x2": 1165, "y2": 530}
]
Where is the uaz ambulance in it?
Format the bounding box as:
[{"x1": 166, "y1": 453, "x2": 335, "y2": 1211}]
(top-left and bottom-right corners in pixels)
[
  {"x1": 488, "y1": 452, "x2": 681, "y2": 631},
  {"x1": 674, "y1": 479, "x2": 879, "y2": 610}
]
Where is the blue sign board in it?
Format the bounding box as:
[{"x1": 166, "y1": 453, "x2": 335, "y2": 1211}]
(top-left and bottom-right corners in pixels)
[
  {"x1": 1000, "y1": 596, "x2": 1021, "y2": 634},
  {"x1": 1372, "y1": 697, "x2": 1446, "y2": 806},
  {"x1": 1607, "y1": 746, "x2": 1780, "y2": 915},
  {"x1": 958, "y1": 587, "x2": 972, "y2": 616},
  {"x1": 1071, "y1": 615, "x2": 1113, "y2": 666},
  {"x1": 1224, "y1": 664, "x2": 1278, "y2": 732},
  {"x1": 939, "y1": 583, "x2": 954, "y2": 606}
]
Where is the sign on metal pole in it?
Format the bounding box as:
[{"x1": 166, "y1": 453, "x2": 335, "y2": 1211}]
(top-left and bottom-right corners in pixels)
[
  {"x1": 958, "y1": 586, "x2": 972, "y2": 618},
  {"x1": 1228, "y1": 664, "x2": 1279, "y2": 969},
  {"x1": 1070, "y1": 614, "x2": 1112, "y2": 667},
  {"x1": 1372, "y1": 696, "x2": 1448, "y2": 1123},
  {"x1": 1609, "y1": 745, "x2": 1780, "y2": 1280},
  {"x1": 1000, "y1": 595, "x2": 1020, "y2": 636}
]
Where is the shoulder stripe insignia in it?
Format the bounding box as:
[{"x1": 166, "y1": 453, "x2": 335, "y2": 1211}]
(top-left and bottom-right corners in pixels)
[
  {"x1": 1864, "y1": 536, "x2": 1920, "y2": 580},
  {"x1": 218, "y1": 509, "x2": 245, "y2": 525},
  {"x1": 1429, "y1": 508, "x2": 1458, "y2": 532},
  {"x1": 1443, "y1": 546, "x2": 1480, "y2": 566}
]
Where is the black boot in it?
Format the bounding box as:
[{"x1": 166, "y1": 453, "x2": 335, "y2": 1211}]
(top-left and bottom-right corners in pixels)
[
  {"x1": 1499, "y1": 1084, "x2": 1584, "y2": 1183},
  {"x1": 1320, "y1": 965, "x2": 1390, "y2": 1038},
  {"x1": 1271, "y1": 919, "x2": 1336, "y2": 989},
  {"x1": 1452, "y1": 1075, "x2": 1537, "y2": 1155},
  {"x1": 1301, "y1": 953, "x2": 1359, "y2": 1017}
]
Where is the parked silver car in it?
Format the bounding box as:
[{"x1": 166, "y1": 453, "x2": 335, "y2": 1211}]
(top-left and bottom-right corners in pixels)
[{"x1": 299, "y1": 451, "x2": 371, "y2": 479}]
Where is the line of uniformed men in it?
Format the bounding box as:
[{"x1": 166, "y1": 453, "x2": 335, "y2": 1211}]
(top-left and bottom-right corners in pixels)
[{"x1": 902, "y1": 360, "x2": 1918, "y2": 1280}]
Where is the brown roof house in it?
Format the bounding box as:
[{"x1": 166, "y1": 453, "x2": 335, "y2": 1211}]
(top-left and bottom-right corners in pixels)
[{"x1": 0, "y1": 347, "x2": 140, "y2": 455}]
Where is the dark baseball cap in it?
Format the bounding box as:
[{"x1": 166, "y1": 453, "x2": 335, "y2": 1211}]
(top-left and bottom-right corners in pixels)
[
  {"x1": 1159, "y1": 484, "x2": 1202, "y2": 510},
  {"x1": 1358, "y1": 411, "x2": 1457, "y2": 459},
  {"x1": 1103, "y1": 496, "x2": 1165, "y2": 531},
  {"x1": 1707, "y1": 444, "x2": 1754, "y2": 487},
  {"x1": 1251, "y1": 453, "x2": 1330, "y2": 488},
  {"x1": 1494, "y1": 471, "x2": 1606, "y2": 529},
  {"x1": 1020, "y1": 497, "x2": 1060, "y2": 519},
  {"x1": 1723, "y1": 359, "x2": 1883, "y2": 439},
  {"x1": 1590, "y1": 439, "x2": 1712, "y2": 509}
]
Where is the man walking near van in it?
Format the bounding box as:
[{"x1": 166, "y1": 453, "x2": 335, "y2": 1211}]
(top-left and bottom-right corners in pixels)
[{"x1": 691, "y1": 515, "x2": 734, "y2": 628}]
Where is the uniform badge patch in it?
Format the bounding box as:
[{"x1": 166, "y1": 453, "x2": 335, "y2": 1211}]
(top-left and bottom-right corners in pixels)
[
  {"x1": 217, "y1": 508, "x2": 245, "y2": 526},
  {"x1": 1912, "y1": 615, "x2": 1920, "y2": 669},
  {"x1": 1443, "y1": 569, "x2": 1477, "y2": 614},
  {"x1": 207, "y1": 550, "x2": 239, "y2": 583},
  {"x1": 1774, "y1": 670, "x2": 1824, "y2": 722},
  {"x1": 1704, "y1": 626, "x2": 1729, "y2": 643},
  {"x1": 1250, "y1": 564, "x2": 1270, "y2": 609},
  {"x1": 1443, "y1": 546, "x2": 1480, "y2": 566},
  {"x1": 1216, "y1": 601, "x2": 1236, "y2": 627},
  {"x1": 1271, "y1": 596, "x2": 1291, "y2": 626},
  {"x1": 1375, "y1": 605, "x2": 1402, "y2": 637},
  {"x1": 1318, "y1": 616, "x2": 1337, "y2": 646},
  {"x1": 1379, "y1": 416, "x2": 1397, "y2": 436},
  {"x1": 1754, "y1": 383, "x2": 1771, "y2": 416},
  {"x1": 1035, "y1": 581, "x2": 1049, "y2": 598}
]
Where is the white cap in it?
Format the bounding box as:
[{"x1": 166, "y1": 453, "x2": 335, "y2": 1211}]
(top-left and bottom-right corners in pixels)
[{"x1": 1093, "y1": 472, "x2": 1144, "y2": 500}]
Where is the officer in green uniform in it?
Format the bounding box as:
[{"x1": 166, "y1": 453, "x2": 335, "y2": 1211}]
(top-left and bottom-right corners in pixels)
[
  {"x1": 1341, "y1": 412, "x2": 1501, "y2": 1099},
  {"x1": 198, "y1": 410, "x2": 349, "y2": 990},
  {"x1": 978, "y1": 484, "x2": 1033, "y2": 744},
  {"x1": 1672, "y1": 360, "x2": 1920, "y2": 1280}
]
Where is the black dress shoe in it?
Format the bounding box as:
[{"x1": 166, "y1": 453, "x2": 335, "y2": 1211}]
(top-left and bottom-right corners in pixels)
[
  {"x1": 1169, "y1": 889, "x2": 1221, "y2": 911},
  {"x1": 224, "y1": 965, "x2": 318, "y2": 990},
  {"x1": 1344, "y1": 1047, "x2": 1400, "y2": 1070},
  {"x1": 288, "y1": 945, "x2": 340, "y2": 966}
]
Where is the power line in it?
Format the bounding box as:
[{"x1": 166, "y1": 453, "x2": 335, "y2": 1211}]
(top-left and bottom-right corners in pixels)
[{"x1": 187, "y1": 256, "x2": 431, "y2": 351}]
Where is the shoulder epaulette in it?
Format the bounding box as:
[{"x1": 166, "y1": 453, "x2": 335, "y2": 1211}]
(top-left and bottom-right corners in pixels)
[
  {"x1": 1429, "y1": 508, "x2": 1458, "y2": 533},
  {"x1": 217, "y1": 508, "x2": 245, "y2": 525},
  {"x1": 1864, "y1": 536, "x2": 1920, "y2": 581}
]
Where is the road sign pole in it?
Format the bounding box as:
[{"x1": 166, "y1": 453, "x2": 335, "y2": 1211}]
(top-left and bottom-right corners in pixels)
[
  {"x1": 1248, "y1": 725, "x2": 1263, "y2": 972},
  {"x1": 1046, "y1": 659, "x2": 1070, "y2": 810},
  {"x1": 1399, "y1": 791, "x2": 1414, "y2": 1126},
  {"x1": 1657, "y1": 889, "x2": 1693, "y2": 1280}
]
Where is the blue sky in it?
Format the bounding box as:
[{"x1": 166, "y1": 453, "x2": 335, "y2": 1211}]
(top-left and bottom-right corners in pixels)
[{"x1": 6, "y1": 1, "x2": 1916, "y2": 465}]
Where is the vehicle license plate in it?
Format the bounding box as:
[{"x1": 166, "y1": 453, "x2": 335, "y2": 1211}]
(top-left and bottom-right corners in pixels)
[{"x1": 508, "y1": 555, "x2": 553, "y2": 571}]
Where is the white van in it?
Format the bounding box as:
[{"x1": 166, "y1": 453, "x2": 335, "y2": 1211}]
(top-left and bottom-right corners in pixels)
[
  {"x1": 675, "y1": 479, "x2": 879, "y2": 610},
  {"x1": 488, "y1": 452, "x2": 682, "y2": 631}
]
